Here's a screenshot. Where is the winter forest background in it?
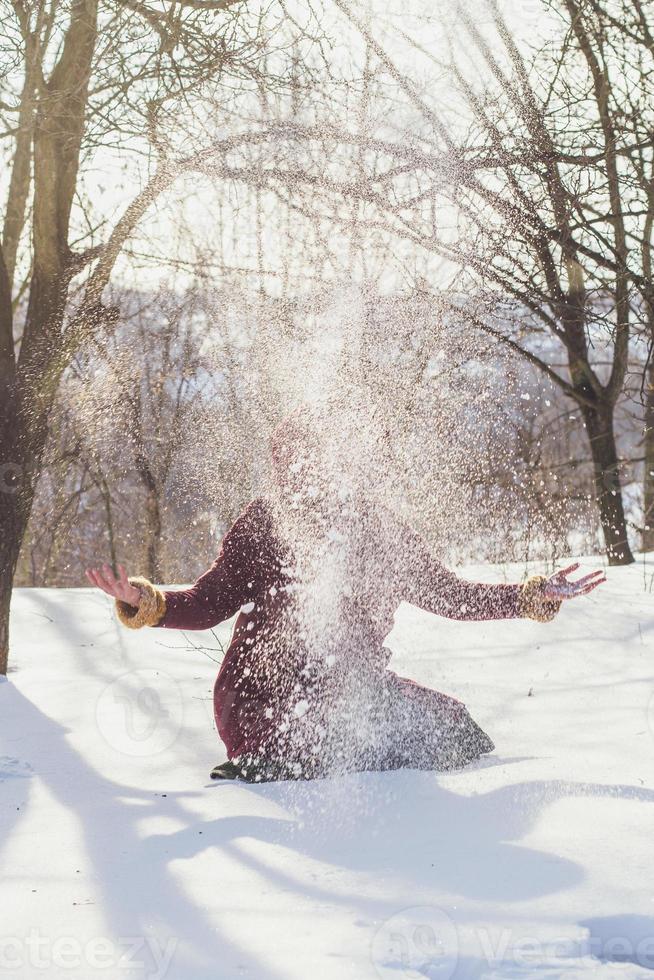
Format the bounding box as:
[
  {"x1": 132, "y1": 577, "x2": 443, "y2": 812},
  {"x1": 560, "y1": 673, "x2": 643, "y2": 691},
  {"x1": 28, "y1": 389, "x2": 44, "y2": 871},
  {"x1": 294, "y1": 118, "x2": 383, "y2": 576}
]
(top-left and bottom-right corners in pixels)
[{"x1": 1, "y1": 0, "x2": 654, "y2": 674}]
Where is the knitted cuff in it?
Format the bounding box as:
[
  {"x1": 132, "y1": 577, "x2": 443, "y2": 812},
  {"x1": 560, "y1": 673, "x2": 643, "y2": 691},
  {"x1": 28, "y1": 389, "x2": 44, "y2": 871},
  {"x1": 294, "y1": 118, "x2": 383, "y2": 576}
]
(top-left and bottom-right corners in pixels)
[
  {"x1": 518, "y1": 574, "x2": 562, "y2": 623},
  {"x1": 115, "y1": 576, "x2": 166, "y2": 629}
]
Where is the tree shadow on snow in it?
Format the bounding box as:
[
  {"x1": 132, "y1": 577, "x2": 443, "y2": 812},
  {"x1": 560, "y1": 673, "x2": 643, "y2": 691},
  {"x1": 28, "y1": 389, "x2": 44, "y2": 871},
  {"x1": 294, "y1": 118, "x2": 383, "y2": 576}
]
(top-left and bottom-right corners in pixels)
[
  {"x1": 0, "y1": 684, "x2": 286, "y2": 980},
  {"x1": 209, "y1": 768, "x2": 654, "y2": 905},
  {"x1": 137, "y1": 768, "x2": 654, "y2": 980},
  {"x1": 8, "y1": 591, "x2": 654, "y2": 978}
]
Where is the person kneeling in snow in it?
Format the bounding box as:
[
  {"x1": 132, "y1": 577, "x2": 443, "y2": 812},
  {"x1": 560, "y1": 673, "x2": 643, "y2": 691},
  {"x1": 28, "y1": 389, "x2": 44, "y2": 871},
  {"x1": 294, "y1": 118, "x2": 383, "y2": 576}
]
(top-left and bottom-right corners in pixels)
[{"x1": 87, "y1": 409, "x2": 605, "y2": 782}]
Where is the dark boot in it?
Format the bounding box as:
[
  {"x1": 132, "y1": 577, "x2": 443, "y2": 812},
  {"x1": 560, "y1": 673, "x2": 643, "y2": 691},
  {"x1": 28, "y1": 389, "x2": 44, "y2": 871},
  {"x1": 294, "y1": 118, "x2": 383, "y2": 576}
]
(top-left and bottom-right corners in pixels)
[
  {"x1": 210, "y1": 755, "x2": 313, "y2": 783},
  {"x1": 210, "y1": 760, "x2": 246, "y2": 781}
]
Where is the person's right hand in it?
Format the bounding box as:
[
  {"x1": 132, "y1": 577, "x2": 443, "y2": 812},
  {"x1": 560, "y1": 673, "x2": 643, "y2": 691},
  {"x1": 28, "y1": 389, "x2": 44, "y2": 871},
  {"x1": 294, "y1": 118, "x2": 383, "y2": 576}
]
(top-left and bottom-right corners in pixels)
[{"x1": 85, "y1": 563, "x2": 141, "y2": 607}]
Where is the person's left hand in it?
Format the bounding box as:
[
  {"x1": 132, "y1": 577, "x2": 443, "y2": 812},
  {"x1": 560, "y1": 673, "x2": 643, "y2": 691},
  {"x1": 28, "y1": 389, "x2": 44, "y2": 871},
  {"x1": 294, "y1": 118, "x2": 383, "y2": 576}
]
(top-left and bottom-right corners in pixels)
[{"x1": 542, "y1": 562, "x2": 606, "y2": 601}]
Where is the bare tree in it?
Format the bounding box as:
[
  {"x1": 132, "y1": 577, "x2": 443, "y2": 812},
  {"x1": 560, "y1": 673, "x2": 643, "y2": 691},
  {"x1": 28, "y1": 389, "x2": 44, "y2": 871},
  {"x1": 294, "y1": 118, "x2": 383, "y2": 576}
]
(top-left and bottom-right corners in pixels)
[
  {"x1": 16, "y1": 283, "x2": 281, "y2": 588},
  {"x1": 0, "y1": 0, "x2": 325, "y2": 672},
  {"x1": 152, "y1": 0, "x2": 654, "y2": 563},
  {"x1": 597, "y1": 0, "x2": 654, "y2": 551},
  {"x1": 69, "y1": 288, "x2": 219, "y2": 581},
  {"x1": 313, "y1": 0, "x2": 651, "y2": 563}
]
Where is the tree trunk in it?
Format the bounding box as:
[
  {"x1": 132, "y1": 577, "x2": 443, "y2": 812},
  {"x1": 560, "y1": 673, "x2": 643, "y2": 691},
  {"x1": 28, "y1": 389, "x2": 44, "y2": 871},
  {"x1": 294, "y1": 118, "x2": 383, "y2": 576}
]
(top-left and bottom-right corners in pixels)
[
  {"x1": 102, "y1": 479, "x2": 118, "y2": 575},
  {"x1": 0, "y1": 490, "x2": 30, "y2": 675},
  {"x1": 0, "y1": 570, "x2": 11, "y2": 676},
  {"x1": 145, "y1": 488, "x2": 162, "y2": 582},
  {"x1": 643, "y1": 359, "x2": 654, "y2": 552},
  {"x1": 582, "y1": 401, "x2": 634, "y2": 564}
]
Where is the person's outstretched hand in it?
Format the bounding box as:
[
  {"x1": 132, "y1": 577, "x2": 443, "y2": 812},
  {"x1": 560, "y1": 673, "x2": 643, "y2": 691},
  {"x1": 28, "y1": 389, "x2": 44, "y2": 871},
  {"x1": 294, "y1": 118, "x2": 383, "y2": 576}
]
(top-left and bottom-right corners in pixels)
[
  {"x1": 542, "y1": 562, "x2": 606, "y2": 602},
  {"x1": 85, "y1": 563, "x2": 141, "y2": 607}
]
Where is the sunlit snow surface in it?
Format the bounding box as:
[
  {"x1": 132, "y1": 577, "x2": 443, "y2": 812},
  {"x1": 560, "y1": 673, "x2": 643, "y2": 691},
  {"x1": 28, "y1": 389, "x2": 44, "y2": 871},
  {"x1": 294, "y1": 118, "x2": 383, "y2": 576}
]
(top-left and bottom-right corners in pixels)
[{"x1": 1, "y1": 557, "x2": 653, "y2": 979}]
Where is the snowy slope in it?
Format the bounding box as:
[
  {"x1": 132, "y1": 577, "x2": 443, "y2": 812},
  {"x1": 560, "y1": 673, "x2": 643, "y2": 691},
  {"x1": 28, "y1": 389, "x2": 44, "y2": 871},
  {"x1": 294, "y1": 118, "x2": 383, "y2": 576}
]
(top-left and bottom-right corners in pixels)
[{"x1": 1, "y1": 556, "x2": 653, "y2": 980}]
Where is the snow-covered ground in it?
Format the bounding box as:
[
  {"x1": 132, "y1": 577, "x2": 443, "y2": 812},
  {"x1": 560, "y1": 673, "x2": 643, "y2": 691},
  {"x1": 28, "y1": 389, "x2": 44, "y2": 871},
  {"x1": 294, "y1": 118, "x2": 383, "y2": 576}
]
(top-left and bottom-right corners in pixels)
[{"x1": 1, "y1": 556, "x2": 653, "y2": 980}]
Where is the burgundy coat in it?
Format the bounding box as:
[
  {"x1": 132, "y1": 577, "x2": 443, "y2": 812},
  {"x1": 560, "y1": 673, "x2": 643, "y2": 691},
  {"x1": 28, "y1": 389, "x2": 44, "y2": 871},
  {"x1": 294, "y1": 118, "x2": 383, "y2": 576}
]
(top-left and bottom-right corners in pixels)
[{"x1": 155, "y1": 496, "x2": 527, "y2": 760}]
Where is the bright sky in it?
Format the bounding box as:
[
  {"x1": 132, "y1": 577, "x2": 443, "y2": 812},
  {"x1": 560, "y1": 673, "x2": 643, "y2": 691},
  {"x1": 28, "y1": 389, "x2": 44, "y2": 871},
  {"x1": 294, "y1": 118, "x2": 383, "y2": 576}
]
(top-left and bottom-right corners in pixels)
[
  {"x1": 112, "y1": 0, "x2": 557, "y2": 293},
  {"x1": 1, "y1": 0, "x2": 560, "y2": 297}
]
